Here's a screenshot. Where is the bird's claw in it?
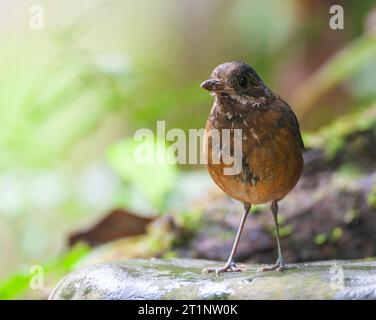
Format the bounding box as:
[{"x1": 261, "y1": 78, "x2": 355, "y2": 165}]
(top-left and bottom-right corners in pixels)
[
  {"x1": 257, "y1": 262, "x2": 298, "y2": 273},
  {"x1": 202, "y1": 263, "x2": 247, "y2": 275}
]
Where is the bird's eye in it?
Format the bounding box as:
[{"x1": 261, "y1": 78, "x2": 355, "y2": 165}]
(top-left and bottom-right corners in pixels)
[{"x1": 238, "y1": 76, "x2": 248, "y2": 88}]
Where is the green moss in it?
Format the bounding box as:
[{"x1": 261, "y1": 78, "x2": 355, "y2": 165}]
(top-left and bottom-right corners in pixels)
[
  {"x1": 338, "y1": 164, "x2": 363, "y2": 179},
  {"x1": 344, "y1": 209, "x2": 360, "y2": 224},
  {"x1": 175, "y1": 209, "x2": 203, "y2": 232},
  {"x1": 146, "y1": 234, "x2": 173, "y2": 252},
  {"x1": 268, "y1": 216, "x2": 289, "y2": 237},
  {"x1": 277, "y1": 215, "x2": 286, "y2": 224},
  {"x1": 331, "y1": 227, "x2": 343, "y2": 241},
  {"x1": 162, "y1": 251, "x2": 177, "y2": 259},
  {"x1": 305, "y1": 106, "x2": 376, "y2": 159},
  {"x1": 251, "y1": 204, "x2": 268, "y2": 214},
  {"x1": 274, "y1": 224, "x2": 293, "y2": 238},
  {"x1": 367, "y1": 185, "x2": 376, "y2": 209},
  {"x1": 315, "y1": 234, "x2": 327, "y2": 246}
]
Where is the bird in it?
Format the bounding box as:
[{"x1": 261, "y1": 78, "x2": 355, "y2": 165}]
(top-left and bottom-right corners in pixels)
[{"x1": 200, "y1": 61, "x2": 304, "y2": 274}]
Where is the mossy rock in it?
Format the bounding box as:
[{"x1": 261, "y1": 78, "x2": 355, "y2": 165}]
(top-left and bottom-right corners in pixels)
[{"x1": 49, "y1": 258, "x2": 376, "y2": 300}]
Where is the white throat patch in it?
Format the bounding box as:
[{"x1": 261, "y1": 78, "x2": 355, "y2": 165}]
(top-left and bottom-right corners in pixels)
[{"x1": 231, "y1": 94, "x2": 248, "y2": 105}]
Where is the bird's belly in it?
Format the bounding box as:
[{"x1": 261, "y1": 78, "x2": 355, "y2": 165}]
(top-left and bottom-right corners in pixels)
[{"x1": 206, "y1": 130, "x2": 303, "y2": 205}]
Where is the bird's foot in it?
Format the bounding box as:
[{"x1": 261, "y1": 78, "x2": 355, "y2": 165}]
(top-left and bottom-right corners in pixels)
[
  {"x1": 257, "y1": 259, "x2": 298, "y2": 273},
  {"x1": 202, "y1": 261, "x2": 247, "y2": 275}
]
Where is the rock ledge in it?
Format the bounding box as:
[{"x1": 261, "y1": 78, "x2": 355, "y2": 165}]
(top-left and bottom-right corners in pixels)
[{"x1": 49, "y1": 258, "x2": 376, "y2": 300}]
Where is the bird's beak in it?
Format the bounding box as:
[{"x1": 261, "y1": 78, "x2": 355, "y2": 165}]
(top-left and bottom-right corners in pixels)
[{"x1": 200, "y1": 79, "x2": 225, "y2": 92}]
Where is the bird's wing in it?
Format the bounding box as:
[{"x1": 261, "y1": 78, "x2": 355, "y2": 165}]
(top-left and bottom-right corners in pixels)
[{"x1": 279, "y1": 99, "x2": 305, "y2": 151}]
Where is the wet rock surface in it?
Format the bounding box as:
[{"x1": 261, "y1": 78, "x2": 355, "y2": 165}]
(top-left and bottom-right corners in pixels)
[{"x1": 49, "y1": 258, "x2": 376, "y2": 300}]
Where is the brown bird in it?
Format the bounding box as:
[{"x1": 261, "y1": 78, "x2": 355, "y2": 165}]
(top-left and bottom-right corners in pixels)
[{"x1": 201, "y1": 61, "x2": 304, "y2": 274}]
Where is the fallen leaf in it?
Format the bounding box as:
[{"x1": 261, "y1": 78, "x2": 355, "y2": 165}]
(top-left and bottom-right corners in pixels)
[{"x1": 69, "y1": 208, "x2": 155, "y2": 247}]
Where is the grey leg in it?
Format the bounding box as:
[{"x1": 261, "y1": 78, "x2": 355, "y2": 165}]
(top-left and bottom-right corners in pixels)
[
  {"x1": 202, "y1": 203, "x2": 251, "y2": 275},
  {"x1": 272, "y1": 200, "x2": 284, "y2": 265},
  {"x1": 258, "y1": 200, "x2": 297, "y2": 272}
]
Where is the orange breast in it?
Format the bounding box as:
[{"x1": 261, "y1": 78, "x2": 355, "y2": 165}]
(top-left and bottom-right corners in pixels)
[{"x1": 204, "y1": 112, "x2": 303, "y2": 205}]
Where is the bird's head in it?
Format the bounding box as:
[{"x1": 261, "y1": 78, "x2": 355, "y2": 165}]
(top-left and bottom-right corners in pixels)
[{"x1": 201, "y1": 61, "x2": 273, "y2": 107}]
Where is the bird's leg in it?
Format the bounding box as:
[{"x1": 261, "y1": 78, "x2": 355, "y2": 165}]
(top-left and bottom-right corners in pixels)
[
  {"x1": 202, "y1": 203, "x2": 250, "y2": 275},
  {"x1": 258, "y1": 200, "x2": 297, "y2": 272}
]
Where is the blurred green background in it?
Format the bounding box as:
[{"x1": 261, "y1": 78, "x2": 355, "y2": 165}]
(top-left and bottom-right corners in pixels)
[{"x1": 1, "y1": 0, "x2": 376, "y2": 298}]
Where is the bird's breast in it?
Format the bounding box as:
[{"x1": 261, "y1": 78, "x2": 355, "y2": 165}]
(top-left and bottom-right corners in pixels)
[{"x1": 204, "y1": 108, "x2": 303, "y2": 204}]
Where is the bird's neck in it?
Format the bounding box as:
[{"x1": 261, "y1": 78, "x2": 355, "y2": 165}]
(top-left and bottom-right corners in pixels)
[{"x1": 213, "y1": 91, "x2": 275, "y2": 120}]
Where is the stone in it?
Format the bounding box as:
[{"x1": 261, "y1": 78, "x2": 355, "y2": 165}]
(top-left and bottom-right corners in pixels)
[{"x1": 49, "y1": 258, "x2": 376, "y2": 300}]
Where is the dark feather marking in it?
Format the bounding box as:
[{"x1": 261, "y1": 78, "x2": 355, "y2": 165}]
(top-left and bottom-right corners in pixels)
[
  {"x1": 241, "y1": 158, "x2": 252, "y2": 183},
  {"x1": 236, "y1": 157, "x2": 259, "y2": 186}
]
